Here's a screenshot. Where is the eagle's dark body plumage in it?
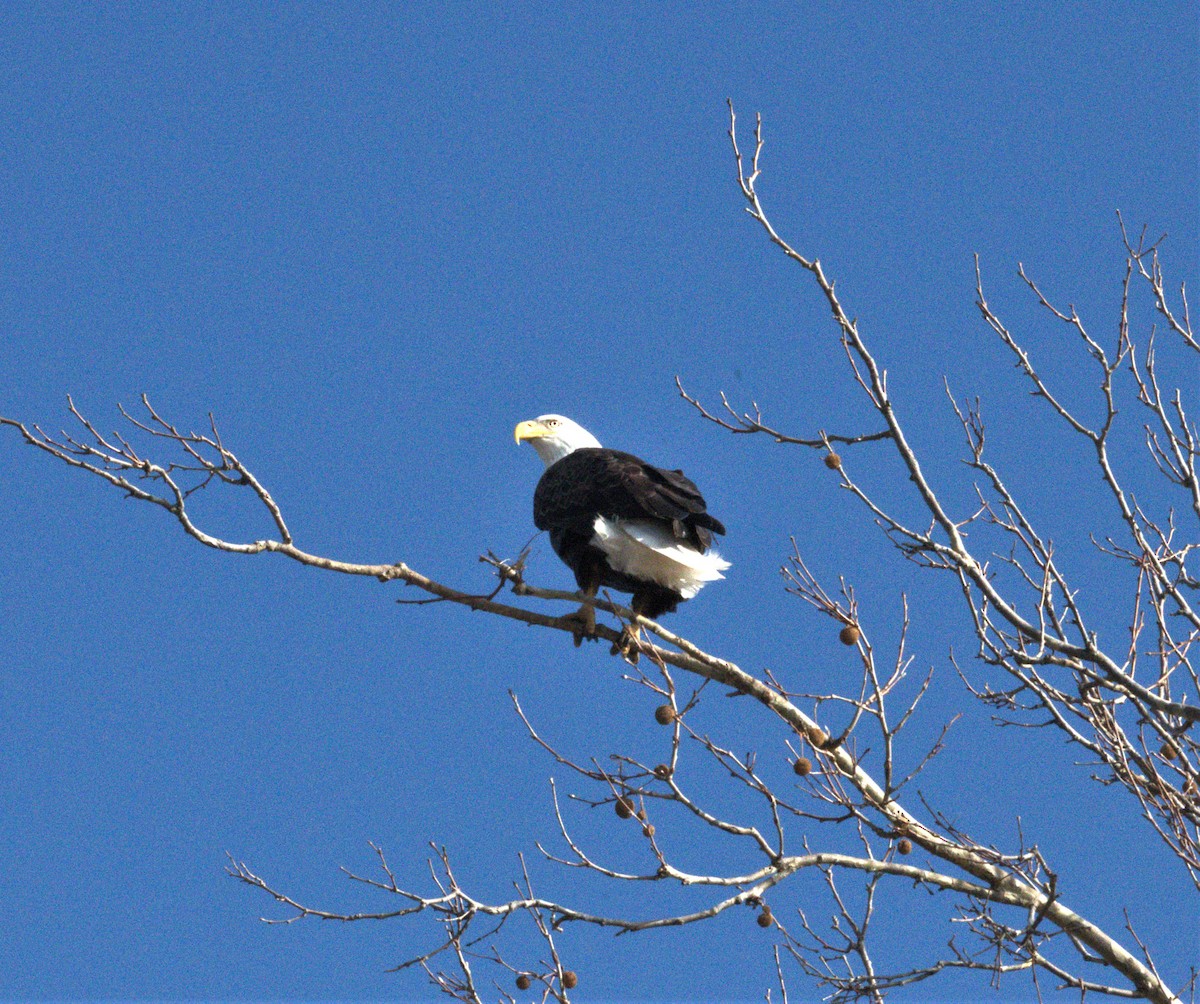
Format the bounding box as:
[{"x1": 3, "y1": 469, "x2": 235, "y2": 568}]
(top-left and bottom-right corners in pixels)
[{"x1": 533, "y1": 447, "x2": 726, "y2": 618}]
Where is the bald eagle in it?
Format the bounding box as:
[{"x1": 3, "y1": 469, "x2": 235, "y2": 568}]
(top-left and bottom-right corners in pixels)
[{"x1": 515, "y1": 414, "x2": 729, "y2": 645}]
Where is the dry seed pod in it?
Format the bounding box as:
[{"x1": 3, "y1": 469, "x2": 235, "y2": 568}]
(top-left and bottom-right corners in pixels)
[
  {"x1": 839, "y1": 624, "x2": 860, "y2": 646},
  {"x1": 824, "y1": 452, "x2": 842, "y2": 469},
  {"x1": 793, "y1": 757, "x2": 813, "y2": 776},
  {"x1": 654, "y1": 704, "x2": 676, "y2": 725}
]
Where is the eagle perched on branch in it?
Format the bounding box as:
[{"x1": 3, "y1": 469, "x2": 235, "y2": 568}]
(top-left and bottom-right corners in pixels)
[{"x1": 515, "y1": 414, "x2": 729, "y2": 645}]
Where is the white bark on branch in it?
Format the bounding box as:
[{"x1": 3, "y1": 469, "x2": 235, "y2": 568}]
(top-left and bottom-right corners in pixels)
[
  {"x1": 3, "y1": 104, "x2": 1193, "y2": 1004},
  {"x1": 0, "y1": 390, "x2": 1183, "y2": 1003}
]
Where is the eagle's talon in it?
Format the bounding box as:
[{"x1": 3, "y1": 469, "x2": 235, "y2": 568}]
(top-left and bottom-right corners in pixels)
[
  {"x1": 557, "y1": 605, "x2": 597, "y2": 646},
  {"x1": 611, "y1": 625, "x2": 642, "y2": 664}
]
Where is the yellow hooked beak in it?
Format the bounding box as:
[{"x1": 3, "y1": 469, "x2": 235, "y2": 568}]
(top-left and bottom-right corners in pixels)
[{"x1": 514, "y1": 419, "x2": 549, "y2": 444}]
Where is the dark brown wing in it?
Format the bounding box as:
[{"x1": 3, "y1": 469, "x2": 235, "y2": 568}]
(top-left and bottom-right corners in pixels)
[{"x1": 533, "y1": 448, "x2": 725, "y2": 551}]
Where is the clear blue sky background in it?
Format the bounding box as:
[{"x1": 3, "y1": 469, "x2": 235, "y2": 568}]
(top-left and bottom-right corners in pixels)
[{"x1": 1, "y1": 3, "x2": 1196, "y2": 1000}]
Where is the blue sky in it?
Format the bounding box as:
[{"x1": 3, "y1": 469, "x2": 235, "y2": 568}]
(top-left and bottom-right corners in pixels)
[{"x1": 1, "y1": 3, "x2": 1197, "y2": 1000}]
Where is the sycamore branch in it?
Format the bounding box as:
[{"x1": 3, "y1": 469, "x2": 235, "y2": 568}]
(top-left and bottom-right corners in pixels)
[
  {"x1": 690, "y1": 104, "x2": 1200, "y2": 899},
  {"x1": 228, "y1": 846, "x2": 1057, "y2": 932},
  {"x1": 1, "y1": 392, "x2": 1183, "y2": 1003}
]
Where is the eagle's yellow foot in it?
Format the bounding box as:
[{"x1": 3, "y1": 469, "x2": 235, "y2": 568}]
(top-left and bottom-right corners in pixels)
[
  {"x1": 611, "y1": 624, "x2": 643, "y2": 664},
  {"x1": 558, "y1": 603, "x2": 597, "y2": 647}
]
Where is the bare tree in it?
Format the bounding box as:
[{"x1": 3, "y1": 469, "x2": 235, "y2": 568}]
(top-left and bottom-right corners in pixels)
[{"x1": 3, "y1": 105, "x2": 1195, "y2": 1003}]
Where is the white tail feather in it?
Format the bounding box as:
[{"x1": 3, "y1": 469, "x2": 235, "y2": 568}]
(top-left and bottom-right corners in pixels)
[{"x1": 591, "y1": 517, "x2": 730, "y2": 599}]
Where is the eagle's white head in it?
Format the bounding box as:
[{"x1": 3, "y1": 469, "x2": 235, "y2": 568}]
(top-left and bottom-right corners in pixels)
[{"x1": 514, "y1": 414, "x2": 602, "y2": 468}]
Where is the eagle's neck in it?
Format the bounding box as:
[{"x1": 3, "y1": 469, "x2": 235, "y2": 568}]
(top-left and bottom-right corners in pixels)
[{"x1": 532, "y1": 432, "x2": 602, "y2": 468}]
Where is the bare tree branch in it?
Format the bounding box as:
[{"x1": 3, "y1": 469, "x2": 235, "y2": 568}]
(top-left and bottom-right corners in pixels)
[{"x1": 4, "y1": 104, "x2": 1194, "y2": 1003}]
